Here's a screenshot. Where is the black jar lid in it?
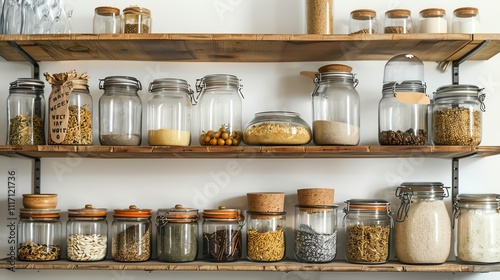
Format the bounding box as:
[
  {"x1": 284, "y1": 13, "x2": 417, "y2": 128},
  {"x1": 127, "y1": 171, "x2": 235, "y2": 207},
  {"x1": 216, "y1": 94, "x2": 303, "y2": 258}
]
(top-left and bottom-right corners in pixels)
[{"x1": 10, "y1": 78, "x2": 45, "y2": 92}]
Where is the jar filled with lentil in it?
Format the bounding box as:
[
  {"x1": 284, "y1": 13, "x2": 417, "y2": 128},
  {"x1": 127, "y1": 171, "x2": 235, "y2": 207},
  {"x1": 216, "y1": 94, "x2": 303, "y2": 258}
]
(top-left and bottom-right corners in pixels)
[
  {"x1": 122, "y1": 6, "x2": 151, "y2": 33},
  {"x1": 384, "y1": 9, "x2": 412, "y2": 34},
  {"x1": 349, "y1": 9, "x2": 378, "y2": 34},
  {"x1": 432, "y1": 84, "x2": 485, "y2": 146},
  {"x1": 99, "y1": 76, "x2": 142, "y2": 146},
  {"x1": 18, "y1": 209, "x2": 62, "y2": 261},
  {"x1": 156, "y1": 204, "x2": 199, "y2": 262},
  {"x1": 66, "y1": 204, "x2": 108, "y2": 262},
  {"x1": 394, "y1": 182, "x2": 451, "y2": 264},
  {"x1": 7, "y1": 78, "x2": 45, "y2": 145},
  {"x1": 112, "y1": 205, "x2": 152, "y2": 262},
  {"x1": 343, "y1": 199, "x2": 393, "y2": 264},
  {"x1": 305, "y1": 0, "x2": 333, "y2": 34}
]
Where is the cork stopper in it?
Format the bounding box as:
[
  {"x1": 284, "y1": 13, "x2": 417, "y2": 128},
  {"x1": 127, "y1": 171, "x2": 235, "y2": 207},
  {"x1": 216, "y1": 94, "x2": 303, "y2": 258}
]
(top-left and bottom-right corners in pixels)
[
  {"x1": 247, "y1": 192, "x2": 285, "y2": 212},
  {"x1": 420, "y1": 8, "x2": 446, "y2": 18},
  {"x1": 297, "y1": 188, "x2": 335, "y2": 206},
  {"x1": 351, "y1": 9, "x2": 377, "y2": 20},
  {"x1": 454, "y1": 7, "x2": 479, "y2": 18}
]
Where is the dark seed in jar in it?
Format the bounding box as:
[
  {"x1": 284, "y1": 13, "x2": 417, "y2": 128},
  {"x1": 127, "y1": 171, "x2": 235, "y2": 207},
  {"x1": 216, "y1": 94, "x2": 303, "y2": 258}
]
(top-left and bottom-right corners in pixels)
[{"x1": 379, "y1": 128, "x2": 427, "y2": 145}]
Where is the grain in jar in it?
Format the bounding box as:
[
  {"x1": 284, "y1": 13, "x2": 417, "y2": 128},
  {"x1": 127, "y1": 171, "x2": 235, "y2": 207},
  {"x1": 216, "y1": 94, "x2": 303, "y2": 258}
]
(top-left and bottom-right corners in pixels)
[
  {"x1": 418, "y1": 8, "x2": 447, "y2": 33},
  {"x1": 350, "y1": 9, "x2": 378, "y2": 34},
  {"x1": 112, "y1": 205, "x2": 152, "y2": 262},
  {"x1": 384, "y1": 9, "x2": 412, "y2": 34},
  {"x1": 305, "y1": 0, "x2": 333, "y2": 34}
]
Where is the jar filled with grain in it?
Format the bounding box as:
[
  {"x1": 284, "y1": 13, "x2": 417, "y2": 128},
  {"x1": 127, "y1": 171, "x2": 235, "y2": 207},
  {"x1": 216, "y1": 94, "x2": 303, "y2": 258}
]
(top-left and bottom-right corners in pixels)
[
  {"x1": 384, "y1": 9, "x2": 412, "y2": 34},
  {"x1": 196, "y1": 74, "x2": 243, "y2": 146},
  {"x1": 418, "y1": 8, "x2": 447, "y2": 33},
  {"x1": 7, "y1": 78, "x2": 45, "y2": 145},
  {"x1": 452, "y1": 7, "x2": 480, "y2": 33},
  {"x1": 305, "y1": 0, "x2": 333, "y2": 34},
  {"x1": 147, "y1": 78, "x2": 195, "y2": 146},
  {"x1": 394, "y1": 182, "x2": 451, "y2": 264},
  {"x1": 66, "y1": 204, "x2": 108, "y2": 262},
  {"x1": 17, "y1": 209, "x2": 62, "y2": 261},
  {"x1": 343, "y1": 199, "x2": 393, "y2": 264},
  {"x1": 453, "y1": 194, "x2": 500, "y2": 263},
  {"x1": 93, "y1": 6, "x2": 121, "y2": 33},
  {"x1": 202, "y1": 206, "x2": 244, "y2": 262},
  {"x1": 349, "y1": 9, "x2": 378, "y2": 34},
  {"x1": 156, "y1": 205, "x2": 199, "y2": 263},
  {"x1": 432, "y1": 84, "x2": 485, "y2": 146},
  {"x1": 311, "y1": 64, "x2": 360, "y2": 145},
  {"x1": 122, "y1": 6, "x2": 151, "y2": 33},
  {"x1": 99, "y1": 76, "x2": 142, "y2": 146},
  {"x1": 112, "y1": 205, "x2": 152, "y2": 262}
]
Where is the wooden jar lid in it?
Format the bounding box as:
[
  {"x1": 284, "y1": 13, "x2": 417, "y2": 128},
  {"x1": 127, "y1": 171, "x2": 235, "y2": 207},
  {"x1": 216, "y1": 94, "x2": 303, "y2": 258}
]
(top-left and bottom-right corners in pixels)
[
  {"x1": 350, "y1": 9, "x2": 377, "y2": 20},
  {"x1": 297, "y1": 188, "x2": 335, "y2": 206},
  {"x1": 247, "y1": 192, "x2": 285, "y2": 212},
  {"x1": 318, "y1": 64, "x2": 352, "y2": 73}
]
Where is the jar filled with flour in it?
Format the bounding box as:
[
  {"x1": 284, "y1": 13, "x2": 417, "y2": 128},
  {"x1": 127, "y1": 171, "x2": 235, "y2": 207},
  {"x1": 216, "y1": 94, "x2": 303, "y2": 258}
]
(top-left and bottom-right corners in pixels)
[{"x1": 394, "y1": 182, "x2": 451, "y2": 264}]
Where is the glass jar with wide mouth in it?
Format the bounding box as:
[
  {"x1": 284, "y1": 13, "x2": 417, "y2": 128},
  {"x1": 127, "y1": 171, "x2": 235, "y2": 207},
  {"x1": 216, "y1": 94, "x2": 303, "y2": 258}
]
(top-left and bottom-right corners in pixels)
[
  {"x1": 384, "y1": 9, "x2": 412, "y2": 34},
  {"x1": 93, "y1": 6, "x2": 121, "y2": 33},
  {"x1": 343, "y1": 199, "x2": 393, "y2": 264},
  {"x1": 156, "y1": 204, "x2": 199, "y2": 262},
  {"x1": 452, "y1": 7, "x2": 480, "y2": 33},
  {"x1": 112, "y1": 205, "x2": 152, "y2": 262},
  {"x1": 350, "y1": 9, "x2": 378, "y2": 34},
  {"x1": 246, "y1": 211, "x2": 286, "y2": 262},
  {"x1": 122, "y1": 6, "x2": 151, "y2": 33},
  {"x1": 66, "y1": 204, "x2": 108, "y2": 262},
  {"x1": 394, "y1": 182, "x2": 451, "y2": 264},
  {"x1": 418, "y1": 8, "x2": 447, "y2": 33}
]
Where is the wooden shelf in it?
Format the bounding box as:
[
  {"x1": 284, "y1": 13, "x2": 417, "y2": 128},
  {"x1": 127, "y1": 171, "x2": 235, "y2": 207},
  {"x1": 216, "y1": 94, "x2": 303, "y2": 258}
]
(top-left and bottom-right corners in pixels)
[{"x1": 0, "y1": 33, "x2": 499, "y2": 63}]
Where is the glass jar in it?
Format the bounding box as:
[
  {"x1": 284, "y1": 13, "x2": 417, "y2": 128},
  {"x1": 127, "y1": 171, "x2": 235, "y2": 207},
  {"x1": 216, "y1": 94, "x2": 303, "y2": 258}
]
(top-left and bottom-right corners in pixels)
[
  {"x1": 432, "y1": 84, "x2": 485, "y2": 146},
  {"x1": 122, "y1": 6, "x2": 151, "y2": 33},
  {"x1": 294, "y1": 204, "x2": 338, "y2": 263},
  {"x1": 454, "y1": 194, "x2": 500, "y2": 264},
  {"x1": 394, "y1": 182, "x2": 451, "y2": 264},
  {"x1": 112, "y1": 205, "x2": 152, "y2": 262},
  {"x1": 343, "y1": 199, "x2": 393, "y2": 264},
  {"x1": 66, "y1": 204, "x2": 108, "y2": 262},
  {"x1": 311, "y1": 64, "x2": 360, "y2": 145},
  {"x1": 202, "y1": 206, "x2": 244, "y2": 262},
  {"x1": 246, "y1": 211, "x2": 286, "y2": 262},
  {"x1": 305, "y1": 0, "x2": 333, "y2": 34},
  {"x1": 418, "y1": 8, "x2": 447, "y2": 33},
  {"x1": 156, "y1": 204, "x2": 199, "y2": 263},
  {"x1": 196, "y1": 74, "x2": 244, "y2": 146},
  {"x1": 147, "y1": 78, "x2": 194, "y2": 146},
  {"x1": 384, "y1": 9, "x2": 412, "y2": 34},
  {"x1": 7, "y1": 78, "x2": 45, "y2": 145},
  {"x1": 17, "y1": 209, "x2": 62, "y2": 261},
  {"x1": 452, "y1": 7, "x2": 480, "y2": 33},
  {"x1": 349, "y1": 9, "x2": 378, "y2": 34},
  {"x1": 93, "y1": 6, "x2": 121, "y2": 33},
  {"x1": 99, "y1": 76, "x2": 142, "y2": 146},
  {"x1": 243, "y1": 111, "x2": 311, "y2": 145}
]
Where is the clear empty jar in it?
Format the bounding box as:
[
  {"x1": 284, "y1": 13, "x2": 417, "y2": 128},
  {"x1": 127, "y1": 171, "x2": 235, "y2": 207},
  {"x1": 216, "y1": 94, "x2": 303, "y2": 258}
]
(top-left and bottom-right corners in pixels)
[
  {"x1": 18, "y1": 209, "x2": 62, "y2": 261},
  {"x1": 93, "y1": 6, "x2": 121, "y2": 33},
  {"x1": 418, "y1": 8, "x2": 447, "y2": 33},
  {"x1": 112, "y1": 205, "x2": 152, "y2": 262},
  {"x1": 384, "y1": 9, "x2": 412, "y2": 34},
  {"x1": 350, "y1": 9, "x2": 378, "y2": 34},
  {"x1": 452, "y1": 7, "x2": 480, "y2": 33},
  {"x1": 123, "y1": 6, "x2": 151, "y2": 33}
]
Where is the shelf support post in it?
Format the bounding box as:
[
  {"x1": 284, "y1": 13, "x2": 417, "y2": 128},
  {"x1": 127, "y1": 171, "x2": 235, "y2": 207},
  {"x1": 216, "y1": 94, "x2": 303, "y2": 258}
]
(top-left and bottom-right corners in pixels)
[
  {"x1": 34, "y1": 158, "x2": 41, "y2": 194},
  {"x1": 452, "y1": 40, "x2": 491, "y2": 84},
  {"x1": 8, "y1": 41, "x2": 40, "y2": 79},
  {"x1": 452, "y1": 158, "x2": 459, "y2": 200}
]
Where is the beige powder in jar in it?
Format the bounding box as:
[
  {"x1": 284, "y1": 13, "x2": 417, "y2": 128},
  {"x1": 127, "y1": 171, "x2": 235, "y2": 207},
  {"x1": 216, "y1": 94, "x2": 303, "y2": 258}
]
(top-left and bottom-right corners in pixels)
[
  {"x1": 243, "y1": 122, "x2": 311, "y2": 145},
  {"x1": 148, "y1": 129, "x2": 190, "y2": 146},
  {"x1": 313, "y1": 120, "x2": 359, "y2": 145}
]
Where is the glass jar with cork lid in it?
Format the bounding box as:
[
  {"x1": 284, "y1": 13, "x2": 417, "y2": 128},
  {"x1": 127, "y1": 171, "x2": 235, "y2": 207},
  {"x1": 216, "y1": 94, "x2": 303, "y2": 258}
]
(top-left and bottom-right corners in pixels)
[
  {"x1": 93, "y1": 6, "x2": 121, "y2": 33},
  {"x1": 384, "y1": 9, "x2": 412, "y2": 34},
  {"x1": 349, "y1": 9, "x2": 378, "y2": 34},
  {"x1": 112, "y1": 205, "x2": 152, "y2": 262},
  {"x1": 123, "y1": 6, "x2": 151, "y2": 33},
  {"x1": 418, "y1": 8, "x2": 447, "y2": 33},
  {"x1": 452, "y1": 7, "x2": 480, "y2": 33}
]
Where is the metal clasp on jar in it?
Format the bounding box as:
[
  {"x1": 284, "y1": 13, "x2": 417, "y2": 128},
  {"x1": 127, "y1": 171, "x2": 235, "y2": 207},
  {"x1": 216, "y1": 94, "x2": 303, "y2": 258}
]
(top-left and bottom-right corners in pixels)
[{"x1": 478, "y1": 88, "x2": 486, "y2": 112}]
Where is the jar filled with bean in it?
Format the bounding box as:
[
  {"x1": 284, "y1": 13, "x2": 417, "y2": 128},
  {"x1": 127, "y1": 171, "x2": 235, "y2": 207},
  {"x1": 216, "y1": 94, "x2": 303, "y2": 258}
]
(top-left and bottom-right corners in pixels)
[
  {"x1": 18, "y1": 209, "x2": 62, "y2": 261},
  {"x1": 112, "y1": 205, "x2": 152, "y2": 262}
]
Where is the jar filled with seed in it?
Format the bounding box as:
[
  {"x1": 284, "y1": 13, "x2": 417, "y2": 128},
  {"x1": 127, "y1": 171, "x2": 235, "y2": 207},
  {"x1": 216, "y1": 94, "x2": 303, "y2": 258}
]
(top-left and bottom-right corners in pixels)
[
  {"x1": 349, "y1": 9, "x2": 378, "y2": 34},
  {"x1": 18, "y1": 209, "x2": 62, "y2": 261},
  {"x1": 432, "y1": 84, "x2": 485, "y2": 146},
  {"x1": 156, "y1": 204, "x2": 199, "y2": 262},
  {"x1": 343, "y1": 199, "x2": 393, "y2": 264},
  {"x1": 384, "y1": 9, "x2": 412, "y2": 34},
  {"x1": 202, "y1": 206, "x2": 244, "y2": 262},
  {"x1": 7, "y1": 78, "x2": 46, "y2": 145},
  {"x1": 112, "y1": 205, "x2": 152, "y2": 262},
  {"x1": 66, "y1": 204, "x2": 108, "y2": 262},
  {"x1": 246, "y1": 192, "x2": 286, "y2": 262},
  {"x1": 305, "y1": 0, "x2": 333, "y2": 34},
  {"x1": 123, "y1": 6, "x2": 151, "y2": 33}
]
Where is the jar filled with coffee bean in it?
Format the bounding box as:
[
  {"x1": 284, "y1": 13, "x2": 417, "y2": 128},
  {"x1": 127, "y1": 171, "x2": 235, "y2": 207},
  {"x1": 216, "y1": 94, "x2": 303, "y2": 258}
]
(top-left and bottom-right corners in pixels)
[{"x1": 123, "y1": 6, "x2": 151, "y2": 33}]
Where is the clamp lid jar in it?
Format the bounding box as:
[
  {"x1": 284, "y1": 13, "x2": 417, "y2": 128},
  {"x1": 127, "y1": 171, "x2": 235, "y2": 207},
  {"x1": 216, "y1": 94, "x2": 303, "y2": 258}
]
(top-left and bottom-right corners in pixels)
[
  {"x1": 112, "y1": 205, "x2": 152, "y2": 262},
  {"x1": 18, "y1": 209, "x2": 62, "y2": 261}
]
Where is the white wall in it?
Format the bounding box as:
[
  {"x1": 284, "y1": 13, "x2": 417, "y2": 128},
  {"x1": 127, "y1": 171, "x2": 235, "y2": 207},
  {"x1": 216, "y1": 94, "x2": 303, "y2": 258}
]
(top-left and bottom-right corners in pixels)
[{"x1": 1, "y1": 0, "x2": 499, "y2": 279}]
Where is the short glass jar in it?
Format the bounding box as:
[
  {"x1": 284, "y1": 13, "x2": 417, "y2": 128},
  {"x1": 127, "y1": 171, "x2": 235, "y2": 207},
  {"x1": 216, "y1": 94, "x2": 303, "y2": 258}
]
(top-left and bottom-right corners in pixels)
[
  {"x1": 349, "y1": 9, "x2": 378, "y2": 34},
  {"x1": 99, "y1": 76, "x2": 142, "y2": 146},
  {"x1": 384, "y1": 9, "x2": 412, "y2": 34},
  {"x1": 432, "y1": 84, "x2": 485, "y2": 146},
  {"x1": 305, "y1": 0, "x2": 333, "y2": 34},
  {"x1": 93, "y1": 6, "x2": 121, "y2": 33},
  {"x1": 156, "y1": 205, "x2": 199, "y2": 263},
  {"x1": 343, "y1": 199, "x2": 393, "y2": 264},
  {"x1": 243, "y1": 111, "x2": 311, "y2": 145},
  {"x1": 394, "y1": 182, "x2": 451, "y2": 264},
  {"x1": 66, "y1": 204, "x2": 108, "y2": 262},
  {"x1": 18, "y1": 209, "x2": 62, "y2": 261},
  {"x1": 452, "y1": 7, "x2": 480, "y2": 33},
  {"x1": 246, "y1": 211, "x2": 286, "y2": 262},
  {"x1": 123, "y1": 6, "x2": 151, "y2": 33},
  {"x1": 112, "y1": 205, "x2": 152, "y2": 262},
  {"x1": 418, "y1": 8, "x2": 447, "y2": 33}
]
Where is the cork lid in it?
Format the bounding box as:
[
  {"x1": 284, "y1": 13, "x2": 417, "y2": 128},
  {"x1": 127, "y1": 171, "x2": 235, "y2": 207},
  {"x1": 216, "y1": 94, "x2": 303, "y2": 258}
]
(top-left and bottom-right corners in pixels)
[
  {"x1": 454, "y1": 7, "x2": 479, "y2": 18},
  {"x1": 385, "y1": 9, "x2": 411, "y2": 19},
  {"x1": 123, "y1": 5, "x2": 151, "y2": 16},
  {"x1": 351, "y1": 9, "x2": 377, "y2": 20},
  {"x1": 95, "y1": 6, "x2": 120, "y2": 16},
  {"x1": 318, "y1": 64, "x2": 353, "y2": 73},
  {"x1": 419, "y1": 8, "x2": 446, "y2": 18},
  {"x1": 68, "y1": 204, "x2": 107, "y2": 217},
  {"x1": 247, "y1": 192, "x2": 285, "y2": 212},
  {"x1": 297, "y1": 188, "x2": 335, "y2": 206}
]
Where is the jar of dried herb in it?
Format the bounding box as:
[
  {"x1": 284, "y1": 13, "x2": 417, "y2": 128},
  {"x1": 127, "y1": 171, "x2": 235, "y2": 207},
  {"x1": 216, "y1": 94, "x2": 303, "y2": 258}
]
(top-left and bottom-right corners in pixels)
[
  {"x1": 7, "y1": 78, "x2": 46, "y2": 145},
  {"x1": 122, "y1": 6, "x2": 151, "y2": 33},
  {"x1": 112, "y1": 205, "x2": 152, "y2": 262}
]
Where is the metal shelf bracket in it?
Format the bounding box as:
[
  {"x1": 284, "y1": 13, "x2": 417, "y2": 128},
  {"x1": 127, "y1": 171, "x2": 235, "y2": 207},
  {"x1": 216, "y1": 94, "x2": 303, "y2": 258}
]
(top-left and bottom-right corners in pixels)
[
  {"x1": 8, "y1": 41, "x2": 40, "y2": 79},
  {"x1": 452, "y1": 40, "x2": 491, "y2": 84}
]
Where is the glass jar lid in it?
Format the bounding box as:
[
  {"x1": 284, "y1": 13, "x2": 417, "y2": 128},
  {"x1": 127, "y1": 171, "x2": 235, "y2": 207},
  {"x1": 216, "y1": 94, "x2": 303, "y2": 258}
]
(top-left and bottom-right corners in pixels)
[
  {"x1": 157, "y1": 204, "x2": 199, "y2": 222},
  {"x1": 123, "y1": 6, "x2": 151, "y2": 16},
  {"x1": 386, "y1": 9, "x2": 411, "y2": 18},
  {"x1": 434, "y1": 84, "x2": 485, "y2": 111},
  {"x1": 383, "y1": 54, "x2": 424, "y2": 84},
  {"x1": 350, "y1": 9, "x2": 377, "y2": 20},
  {"x1": 113, "y1": 205, "x2": 152, "y2": 218},
  {"x1": 95, "y1": 6, "x2": 120, "y2": 16},
  {"x1": 197, "y1": 74, "x2": 241, "y2": 88},
  {"x1": 68, "y1": 204, "x2": 107, "y2": 217},
  {"x1": 344, "y1": 199, "x2": 391, "y2": 212},
  {"x1": 99, "y1": 76, "x2": 142, "y2": 90},
  {"x1": 9, "y1": 78, "x2": 45, "y2": 93},
  {"x1": 315, "y1": 64, "x2": 357, "y2": 84},
  {"x1": 454, "y1": 7, "x2": 479, "y2": 18},
  {"x1": 419, "y1": 8, "x2": 446, "y2": 18},
  {"x1": 382, "y1": 80, "x2": 426, "y2": 94},
  {"x1": 20, "y1": 208, "x2": 60, "y2": 218},
  {"x1": 203, "y1": 206, "x2": 243, "y2": 220},
  {"x1": 149, "y1": 78, "x2": 190, "y2": 92}
]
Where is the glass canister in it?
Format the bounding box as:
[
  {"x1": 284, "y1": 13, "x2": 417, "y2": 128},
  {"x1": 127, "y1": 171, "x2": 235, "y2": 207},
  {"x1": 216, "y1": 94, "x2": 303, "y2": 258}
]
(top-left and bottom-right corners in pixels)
[
  {"x1": 394, "y1": 182, "x2": 451, "y2": 264},
  {"x1": 147, "y1": 78, "x2": 194, "y2": 146},
  {"x1": 66, "y1": 204, "x2": 108, "y2": 262},
  {"x1": 343, "y1": 199, "x2": 393, "y2": 264},
  {"x1": 384, "y1": 9, "x2": 412, "y2": 34},
  {"x1": 93, "y1": 6, "x2": 121, "y2": 33},
  {"x1": 112, "y1": 205, "x2": 152, "y2": 262},
  {"x1": 454, "y1": 194, "x2": 500, "y2": 264},
  {"x1": 17, "y1": 209, "x2": 62, "y2": 261},
  {"x1": 196, "y1": 74, "x2": 244, "y2": 146},
  {"x1": 7, "y1": 78, "x2": 45, "y2": 145},
  {"x1": 202, "y1": 206, "x2": 244, "y2": 262},
  {"x1": 432, "y1": 84, "x2": 485, "y2": 146},
  {"x1": 305, "y1": 0, "x2": 333, "y2": 34},
  {"x1": 156, "y1": 204, "x2": 199, "y2": 263},
  {"x1": 418, "y1": 8, "x2": 447, "y2": 33},
  {"x1": 122, "y1": 6, "x2": 151, "y2": 33},
  {"x1": 311, "y1": 64, "x2": 360, "y2": 145},
  {"x1": 99, "y1": 76, "x2": 142, "y2": 146},
  {"x1": 452, "y1": 7, "x2": 480, "y2": 33},
  {"x1": 349, "y1": 9, "x2": 378, "y2": 34}
]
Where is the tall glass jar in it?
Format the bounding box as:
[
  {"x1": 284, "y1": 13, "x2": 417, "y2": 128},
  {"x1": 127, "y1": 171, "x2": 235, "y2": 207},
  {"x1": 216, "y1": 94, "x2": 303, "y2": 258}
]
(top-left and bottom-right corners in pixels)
[
  {"x1": 147, "y1": 78, "x2": 194, "y2": 146},
  {"x1": 122, "y1": 6, "x2": 151, "y2": 33},
  {"x1": 7, "y1": 78, "x2": 45, "y2": 145},
  {"x1": 343, "y1": 199, "x2": 393, "y2": 264},
  {"x1": 349, "y1": 9, "x2": 378, "y2": 34},
  {"x1": 196, "y1": 74, "x2": 243, "y2": 146},
  {"x1": 66, "y1": 204, "x2": 108, "y2": 262},
  {"x1": 202, "y1": 206, "x2": 244, "y2": 262},
  {"x1": 246, "y1": 211, "x2": 286, "y2": 262},
  {"x1": 452, "y1": 7, "x2": 480, "y2": 33},
  {"x1": 112, "y1": 205, "x2": 151, "y2": 262},
  {"x1": 17, "y1": 209, "x2": 62, "y2": 261},
  {"x1": 156, "y1": 204, "x2": 199, "y2": 263},
  {"x1": 99, "y1": 76, "x2": 142, "y2": 146},
  {"x1": 311, "y1": 64, "x2": 360, "y2": 145},
  {"x1": 454, "y1": 194, "x2": 500, "y2": 264},
  {"x1": 93, "y1": 6, "x2": 121, "y2": 33},
  {"x1": 432, "y1": 84, "x2": 485, "y2": 146},
  {"x1": 305, "y1": 0, "x2": 333, "y2": 34},
  {"x1": 384, "y1": 9, "x2": 412, "y2": 34},
  {"x1": 394, "y1": 182, "x2": 451, "y2": 264}
]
